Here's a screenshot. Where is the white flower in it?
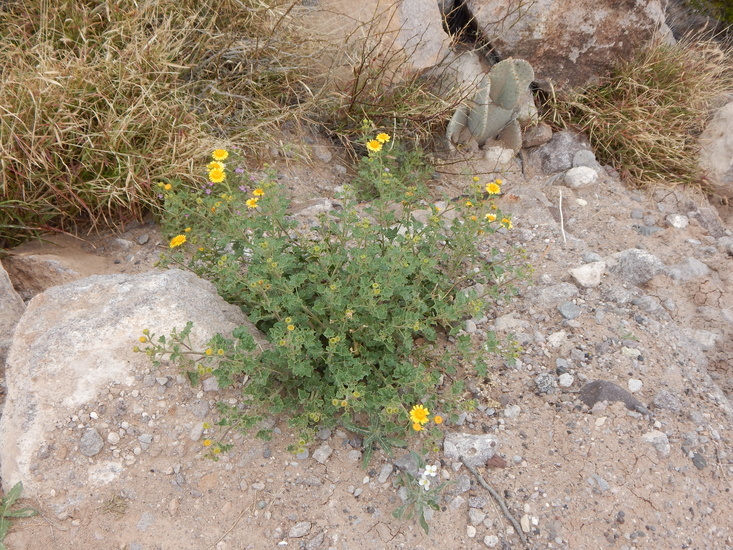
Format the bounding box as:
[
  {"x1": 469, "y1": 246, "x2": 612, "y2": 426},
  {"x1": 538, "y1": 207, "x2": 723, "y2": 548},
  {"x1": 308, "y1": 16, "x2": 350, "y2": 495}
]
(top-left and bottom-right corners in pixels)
[
  {"x1": 418, "y1": 477, "x2": 430, "y2": 491},
  {"x1": 424, "y1": 464, "x2": 438, "y2": 477}
]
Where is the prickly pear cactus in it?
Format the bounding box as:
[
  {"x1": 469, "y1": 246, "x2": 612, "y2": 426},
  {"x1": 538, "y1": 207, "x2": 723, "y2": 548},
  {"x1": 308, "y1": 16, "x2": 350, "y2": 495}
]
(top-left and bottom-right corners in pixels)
[{"x1": 447, "y1": 58, "x2": 535, "y2": 152}]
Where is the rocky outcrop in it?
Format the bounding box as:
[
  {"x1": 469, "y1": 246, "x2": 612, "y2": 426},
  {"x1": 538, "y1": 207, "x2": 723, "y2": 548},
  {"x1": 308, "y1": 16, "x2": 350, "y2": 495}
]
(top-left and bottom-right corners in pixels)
[
  {"x1": 699, "y1": 98, "x2": 733, "y2": 200},
  {"x1": 0, "y1": 262, "x2": 24, "y2": 366},
  {"x1": 0, "y1": 269, "x2": 261, "y2": 498},
  {"x1": 462, "y1": 0, "x2": 671, "y2": 90}
]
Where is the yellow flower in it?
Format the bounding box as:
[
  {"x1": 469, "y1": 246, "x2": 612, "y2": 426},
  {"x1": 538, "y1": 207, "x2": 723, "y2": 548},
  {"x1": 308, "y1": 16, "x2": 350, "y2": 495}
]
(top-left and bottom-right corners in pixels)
[
  {"x1": 501, "y1": 217, "x2": 513, "y2": 229},
  {"x1": 284, "y1": 317, "x2": 292, "y2": 323},
  {"x1": 287, "y1": 324, "x2": 295, "y2": 331},
  {"x1": 495, "y1": 179, "x2": 503, "y2": 185},
  {"x1": 209, "y1": 169, "x2": 226, "y2": 183},
  {"x1": 340, "y1": 400, "x2": 348, "y2": 408},
  {"x1": 246, "y1": 198, "x2": 259, "y2": 209},
  {"x1": 433, "y1": 415, "x2": 443, "y2": 424},
  {"x1": 139, "y1": 336, "x2": 147, "y2": 343},
  {"x1": 205, "y1": 348, "x2": 213, "y2": 355},
  {"x1": 412, "y1": 422, "x2": 424, "y2": 432},
  {"x1": 376, "y1": 133, "x2": 391, "y2": 143},
  {"x1": 465, "y1": 200, "x2": 473, "y2": 207},
  {"x1": 366, "y1": 139, "x2": 383, "y2": 153},
  {"x1": 169, "y1": 235, "x2": 186, "y2": 248},
  {"x1": 332, "y1": 398, "x2": 340, "y2": 406},
  {"x1": 486, "y1": 181, "x2": 501, "y2": 195},
  {"x1": 164, "y1": 183, "x2": 172, "y2": 191},
  {"x1": 198, "y1": 247, "x2": 205, "y2": 252},
  {"x1": 202, "y1": 439, "x2": 212, "y2": 447},
  {"x1": 472, "y1": 176, "x2": 480, "y2": 182},
  {"x1": 217, "y1": 349, "x2": 224, "y2": 355},
  {"x1": 409, "y1": 404, "x2": 430, "y2": 425},
  {"x1": 213, "y1": 447, "x2": 221, "y2": 454},
  {"x1": 352, "y1": 390, "x2": 361, "y2": 398},
  {"x1": 253, "y1": 188, "x2": 265, "y2": 196},
  {"x1": 212, "y1": 149, "x2": 229, "y2": 161},
  {"x1": 207, "y1": 161, "x2": 225, "y2": 171},
  {"x1": 485, "y1": 213, "x2": 497, "y2": 222},
  {"x1": 184, "y1": 227, "x2": 191, "y2": 233}
]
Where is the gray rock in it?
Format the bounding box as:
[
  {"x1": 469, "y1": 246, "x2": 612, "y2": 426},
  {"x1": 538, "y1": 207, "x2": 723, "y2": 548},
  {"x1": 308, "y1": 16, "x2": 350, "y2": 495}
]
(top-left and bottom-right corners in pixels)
[
  {"x1": 523, "y1": 122, "x2": 553, "y2": 148},
  {"x1": 606, "y1": 249, "x2": 664, "y2": 286},
  {"x1": 136, "y1": 234, "x2": 150, "y2": 245},
  {"x1": 394, "y1": 452, "x2": 421, "y2": 477},
  {"x1": 443, "y1": 432, "x2": 499, "y2": 467},
  {"x1": 289, "y1": 521, "x2": 312, "y2": 538},
  {"x1": 503, "y1": 405, "x2": 521, "y2": 419},
  {"x1": 684, "y1": 329, "x2": 719, "y2": 351},
  {"x1": 79, "y1": 428, "x2": 104, "y2": 457},
  {"x1": 188, "y1": 400, "x2": 210, "y2": 419},
  {"x1": 377, "y1": 463, "x2": 394, "y2": 483},
  {"x1": 652, "y1": 390, "x2": 681, "y2": 412},
  {"x1": 532, "y1": 282, "x2": 579, "y2": 306},
  {"x1": 306, "y1": 531, "x2": 325, "y2": 550},
  {"x1": 469, "y1": 507, "x2": 487, "y2": 525},
  {"x1": 563, "y1": 166, "x2": 598, "y2": 188},
  {"x1": 0, "y1": 269, "x2": 261, "y2": 497},
  {"x1": 590, "y1": 474, "x2": 610, "y2": 492},
  {"x1": 189, "y1": 422, "x2": 205, "y2": 442},
  {"x1": 602, "y1": 285, "x2": 634, "y2": 304},
  {"x1": 580, "y1": 380, "x2": 650, "y2": 415},
  {"x1": 312, "y1": 444, "x2": 332, "y2": 465},
  {"x1": 641, "y1": 430, "x2": 670, "y2": 457},
  {"x1": 483, "y1": 534, "x2": 499, "y2": 548},
  {"x1": 468, "y1": 496, "x2": 487, "y2": 509},
  {"x1": 666, "y1": 257, "x2": 710, "y2": 282},
  {"x1": 493, "y1": 313, "x2": 530, "y2": 331},
  {"x1": 535, "y1": 373, "x2": 556, "y2": 394},
  {"x1": 444, "y1": 474, "x2": 471, "y2": 496},
  {"x1": 666, "y1": 214, "x2": 689, "y2": 228},
  {"x1": 136, "y1": 511, "x2": 155, "y2": 532},
  {"x1": 558, "y1": 301, "x2": 581, "y2": 320},
  {"x1": 202, "y1": 377, "x2": 220, "y2": 392},
  {"x1": 691, "y1": 452, "x2": 707, "y2": 470},
  {"x1": 569, "y1": 261, "x2": 606, "y2": 288},
  {"x1": 0, "y1": 263, "x2": 25, "y2": 365},
  {"x1": 529, "y1": 131, "x2": 591, "y2": 174},
  {"x1": 558, "y1": 373, "x2": 574, "y2": 387}
]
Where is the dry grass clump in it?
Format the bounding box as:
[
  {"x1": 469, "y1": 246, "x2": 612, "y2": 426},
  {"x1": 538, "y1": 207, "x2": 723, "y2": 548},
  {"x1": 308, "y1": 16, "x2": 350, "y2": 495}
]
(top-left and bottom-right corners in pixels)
[
  {"x1": 548, "y1": 38, "x2": 733, "y2": 189},
  {"x1": 0, "y1": 0, "x2": 323, "y2": 247}
]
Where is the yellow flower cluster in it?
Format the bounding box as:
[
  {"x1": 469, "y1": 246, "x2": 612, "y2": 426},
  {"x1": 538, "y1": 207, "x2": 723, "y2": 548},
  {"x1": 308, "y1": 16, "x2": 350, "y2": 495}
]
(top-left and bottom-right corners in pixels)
[
  {"x1": 366, "y1": 132, "x2": 391, "y2": 153},
  {"x1": 208, "y1": 150, "x2": 228, "y2": 183},
  {"x1": 485, "y1": 178, "x2": 502, "y2": 195},
  {"x1": 409, "y1": 404, "x2": 443, "y2": 431}
]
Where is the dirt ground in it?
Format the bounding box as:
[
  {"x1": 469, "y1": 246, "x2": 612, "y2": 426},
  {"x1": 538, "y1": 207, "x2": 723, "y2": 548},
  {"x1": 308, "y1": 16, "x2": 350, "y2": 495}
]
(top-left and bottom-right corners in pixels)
[{"x1": 2, "y1": 143, "x2": 732, "y2": 550}]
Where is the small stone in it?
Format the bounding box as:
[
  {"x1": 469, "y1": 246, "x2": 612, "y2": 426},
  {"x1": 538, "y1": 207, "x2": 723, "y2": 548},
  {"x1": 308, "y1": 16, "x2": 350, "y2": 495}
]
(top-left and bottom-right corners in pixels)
[
  {"x1": 520, "y1": 514, "x2": 531, "y2": 533},
  {"x1": 606, "y1": 249, "x2": 664, "y2": 287},
  {"x1": 557, "y1": 301, "x2": 581, "y2": 320},
  {"x1": 443, "y1": 433, "x2": 499, "y2": 467},
  {"x1": 628, "y1": 379, "x2": 643, "y2": 393},
  {"x1": 691, "y1": 452, "x2": 707, "y2": 470},
  {"x1": 189, "y1": 422, "x2": 205, "y2": 442},
  {"x1": 483, "y1": 534, "x2": 499, "y2": 547},
  {"x1": 503, "y1": 405, "x2": 521, "y2": 419},
  {"x1": 289, "y1": 521, "x2": 312, "y2": 538},
  {"x1": 568, "y1": 261, "x2": 606, "y2": 288},
  {"x1": 468, "y1": 496, "x2": 487, "y2": 509},
  {"x1": 377, "y1": 463, "x2": 394, "y2": 483},
  {"x1": 306, "y1": 531, "x2": 325, "y2": 550},
  {"x1": 580, "y1": 380, "x2": 650, "y2": 415},
  {"x1": 316, "y1": 428, "x2": 331, "y2": 440},
  {"x1": 136, "y1": 511, "x2": 155, "y2": 532},
  {"x1": 666, "y1": 214, "x2": 689, "y2": 229},
  {"x1": 449, "y1": 496, "x2": 466, "y2": 510},
  {"x1": 394, "y1": 452, "x2": 421, "y2": 477},
  {"x1": 312, "y1": 444, "x2": 332, "y2": 464},
  {"x1": 107, "y1": 432, "x2": 121, "y2": 445},
  {"x1": 202, "y1": 377, "x2": 219, "y2": 392},
  {"x1": 591, "y1": 474, "x2": 610, "y2": 492},
  {"x1": 469, "y1": 508, "x2": 487, "y2": 525},
  {"x1": 563, "y1": 166, "x2": 598, "y2": 188},
  {"x1": 136, "y1": 234, "x2": 150, "y2": 245},
  {"x1": 79, "y1": 428, "x2": 104, "y2": 457},
  {"x1": 467, "y1": 525, "x2": 477, "y2": 538},
  {"x1": 296, "y1": 449, "x2": 309, "y2": 460},
  {"x1": 652, "y1": 389, "x2": 681, "y2": 412},
  {"x1": 535, "y1": 373, "x2": 555, "y2": 394},
  {"x1": 558, "y1": 373, "x2": 574, "y2": 387},
  {"x1": 641, "y1": 430, "x2": 671, "y2": 457}
]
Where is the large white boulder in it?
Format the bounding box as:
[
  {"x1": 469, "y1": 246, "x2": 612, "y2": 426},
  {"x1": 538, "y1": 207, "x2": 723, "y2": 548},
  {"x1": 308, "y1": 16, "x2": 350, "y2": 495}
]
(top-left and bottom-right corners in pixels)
[{"x1": 0, "y1": 269, "x2": 258, "y2": 497}]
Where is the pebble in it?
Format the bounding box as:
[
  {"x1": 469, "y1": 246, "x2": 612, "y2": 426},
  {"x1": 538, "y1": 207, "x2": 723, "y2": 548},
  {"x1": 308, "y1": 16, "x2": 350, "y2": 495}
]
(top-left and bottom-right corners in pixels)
[
  {"x1": 569, "y1": 261, "x2": 605, "y2": 288},
  {"x1": 79, "y1": 428, "x2": 104, "y2": 457},
  {"x1": 535, "y1": 373, "x2": 555, "y2": 394},
  {"x1": 289, "y1": 521, "x2": 312, "y2": 538},
  {"x1": 189, "y1": 422, "x2": 205, "y2": 442},
  {"x1": 107, "y1": 432, "x2": 121, "y2": 445},
  {"x1": 469, "y1": 508, "x2": 487, "y2": 525},
  {"x1": 563, "y1": 166, "x2": 598, "y2": 188},
  {"x1": 641, "y1": 430, "x2": 671, "y2": 457},
  {"x1": 558, "y1": 373, "x2": 574, "y2": 387},
  {"x1": 467, "y1": 525, "x2": 477, "y2": 538},
  {"x1": 136, "y1": 234, "x2": 150, "y2": 245},
  {"x1": 483, "y1": 534, "x2": 499, "y2": 547},
  {"x1": 377, "y1": 463, "x2": 394, "y2": 483},
  {"x1": 558, "y1": 301, "x2": 581, "y2": 320},
  {"x1": 252, "y1": 482, "x2": 266, "y2": 491},
  {"x1": 202, "y1": 377, "x2": 219, "y2": 392},
  {"x1": 312, "y1": 444, "x2": 332, "y2": 464},
  {"x1": 666, "y1": 214, "x2": 689, "y2": 228},
  {"x1": 503, "y1": 405, "x2": 521, "y2": 419},
  {"x1": 627, "y1": 379, "x2": 643, "y2": 393}
]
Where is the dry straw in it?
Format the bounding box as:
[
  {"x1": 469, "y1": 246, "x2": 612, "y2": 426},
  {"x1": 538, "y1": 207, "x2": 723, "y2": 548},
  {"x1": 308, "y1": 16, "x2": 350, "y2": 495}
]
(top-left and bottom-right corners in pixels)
[{"x1": 549, "y1": 37, "x2": 733, "y2": 191}]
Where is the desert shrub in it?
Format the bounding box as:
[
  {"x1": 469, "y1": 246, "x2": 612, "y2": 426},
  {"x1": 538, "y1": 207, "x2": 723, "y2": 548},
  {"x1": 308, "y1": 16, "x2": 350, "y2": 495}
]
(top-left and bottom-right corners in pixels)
[
  {"x1": 139, "y1": 137, "x2": 526, "y2": 465},
  {"x1": 548, "y1": 38, "x2": 733, "y2": 189}
]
